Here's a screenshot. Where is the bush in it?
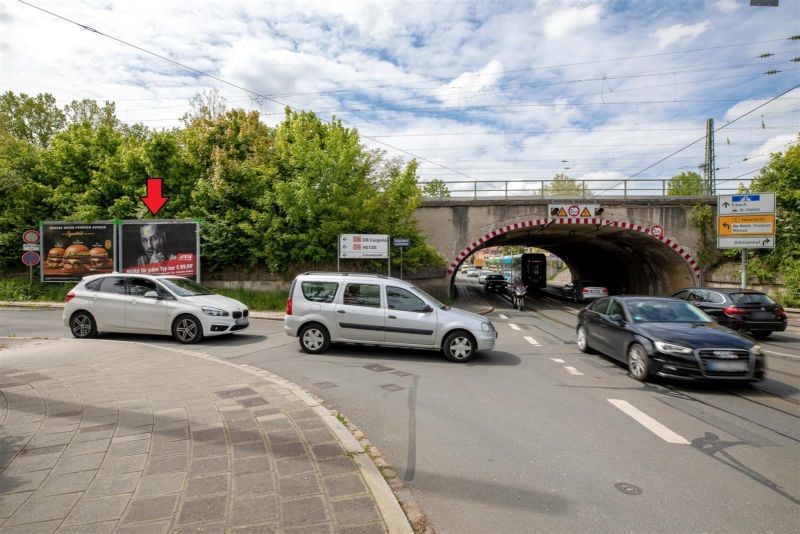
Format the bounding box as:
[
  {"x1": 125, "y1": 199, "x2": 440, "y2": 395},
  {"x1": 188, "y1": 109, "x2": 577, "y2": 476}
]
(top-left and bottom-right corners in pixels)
[
  {"x1": 0, "y1": 278, "x2": 71, "y2": 301},
  {"x1": 211, "y1": 287, "x2": 288, "y2": 311}
]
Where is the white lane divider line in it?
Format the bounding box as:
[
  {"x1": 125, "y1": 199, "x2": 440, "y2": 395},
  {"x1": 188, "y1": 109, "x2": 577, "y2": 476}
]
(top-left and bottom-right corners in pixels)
[
  {"x1": 764, "y1": 350, "x2": 800, "y2": 360},
  {"x1": 508, "y1": 323, "x2": 521, "y2": 331},
  {"x1": 523, "y1": 336, "x2": 541, "y2": 346},
  {"x1": 499, "y1": 314, "x2": 509, "y2": 320},
  {"x1": 607, "y1": 399, "x2": 690, "y2": 445},
  {"x1": 551, "y1": 358, "x2": 565, "y2": 363},
  {"x1": 564, "y1": 366, "x2": 583, "y2": 376}
]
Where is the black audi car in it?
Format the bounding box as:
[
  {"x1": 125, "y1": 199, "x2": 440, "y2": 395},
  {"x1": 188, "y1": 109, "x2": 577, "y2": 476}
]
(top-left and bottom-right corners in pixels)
[
  {"x1": 484, "y1": 274, "x2": 507, "y2": 293},
  {"x1": 670, "y1": 288, "x2": 787, "y2": 338},
  {"x1": 576, "y1": 296, "x2": 764, "y2": 382}
]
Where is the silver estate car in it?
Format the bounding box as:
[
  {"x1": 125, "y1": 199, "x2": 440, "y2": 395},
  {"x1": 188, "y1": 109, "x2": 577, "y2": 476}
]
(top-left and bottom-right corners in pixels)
[{"x1": 284, "y1": 272, "x2": 497, "y2": 362}]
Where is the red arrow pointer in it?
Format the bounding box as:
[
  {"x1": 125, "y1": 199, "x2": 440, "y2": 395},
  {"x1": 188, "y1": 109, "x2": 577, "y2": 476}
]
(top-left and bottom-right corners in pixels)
[{"x1": 141, "y1": 177, "x2": 169, "y2": 216}]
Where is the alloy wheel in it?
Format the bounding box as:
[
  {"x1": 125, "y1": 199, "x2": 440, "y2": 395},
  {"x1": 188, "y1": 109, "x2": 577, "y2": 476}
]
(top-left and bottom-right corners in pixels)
[
  {"x1": 176, "y1": 318, "x2": 198, "y2": 342},
  {"x1": 71, "y1": 315, "x2": 92, "y2": 337},
  {"x1": 303, "y1": 328, "x2": 324, "y2": 351}
]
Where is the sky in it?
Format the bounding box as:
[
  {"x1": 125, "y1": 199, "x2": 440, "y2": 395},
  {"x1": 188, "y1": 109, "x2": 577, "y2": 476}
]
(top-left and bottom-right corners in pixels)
[{"x1": 2, "y1": 0, "x2": 799, "y2": 197}]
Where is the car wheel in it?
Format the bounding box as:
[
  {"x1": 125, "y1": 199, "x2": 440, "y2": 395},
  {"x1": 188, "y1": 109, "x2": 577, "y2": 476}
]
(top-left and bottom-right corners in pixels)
[
  {"x1": 70, "y1": 311, "x2": 97, "y2": 339},
  {"x1": 576, "y1": 326, "x2": 593, "y2": 354},
  {"x1": 299, "y1": 324, "x2": 330, "y2": 354},
  {"x1": 172, "y1": 315, "x2": 203, "y2": 344},
  {"x1": 627, "y1": 343, "x2": 650, "y2": 381},
  {"x1": 443, "y1": 331, "x2": 475, "y2": 363},
  {"x1": 751, "y1": 331, "x2": 771, "y2": 339}
]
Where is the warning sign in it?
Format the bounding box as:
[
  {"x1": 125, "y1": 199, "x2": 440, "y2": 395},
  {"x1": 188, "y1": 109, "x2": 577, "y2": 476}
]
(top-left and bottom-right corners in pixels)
[{"x1": 548, "y1": 204, "x2": 601, "y2": 219}]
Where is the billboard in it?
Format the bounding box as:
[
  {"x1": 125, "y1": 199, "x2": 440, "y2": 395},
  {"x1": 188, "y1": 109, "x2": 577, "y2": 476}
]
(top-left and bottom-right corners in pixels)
[
  {"x1": 119, "y1": 220, "x2": 200, "y2": 280},
  {"x1": 40, "y1": 222, "x2": 115, "y2": 282}
]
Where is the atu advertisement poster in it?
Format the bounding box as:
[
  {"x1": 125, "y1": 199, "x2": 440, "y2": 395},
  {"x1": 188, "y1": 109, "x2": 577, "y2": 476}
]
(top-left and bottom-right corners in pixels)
[
  {"x1": 119, "y1": 220, "x2": 199, "y2": 280},
  {"x1": 41, "y1": 222, "x2": 115, "y2": 282}
]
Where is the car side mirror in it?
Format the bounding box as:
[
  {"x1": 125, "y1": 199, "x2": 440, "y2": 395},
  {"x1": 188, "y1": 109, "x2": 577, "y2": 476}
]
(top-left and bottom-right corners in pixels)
[
  {"x1": 144, "y1": 291, "x2": 160, "y2": 299},
  {"x1": 609, "y1": 313, "x2": 625, "y2": 325},
  {"x1": 420, "y1": 305, "x2": 434, "y2": 313}
]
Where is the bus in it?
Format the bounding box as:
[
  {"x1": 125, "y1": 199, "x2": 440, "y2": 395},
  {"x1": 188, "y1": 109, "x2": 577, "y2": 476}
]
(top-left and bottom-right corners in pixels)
[{"x1": 484, "y1": 253, "x2": 547, "y2": 289}]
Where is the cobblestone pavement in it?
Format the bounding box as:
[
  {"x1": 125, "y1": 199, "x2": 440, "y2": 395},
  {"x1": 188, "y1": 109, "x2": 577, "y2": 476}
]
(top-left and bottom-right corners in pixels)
[{"x1": 0, "y1": 337, "x2": 410, "y2": 533}]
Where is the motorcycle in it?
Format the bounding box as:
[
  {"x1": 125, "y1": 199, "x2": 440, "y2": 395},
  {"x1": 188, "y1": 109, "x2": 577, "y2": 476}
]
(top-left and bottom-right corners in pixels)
[{"x1": 510, "y1": 283, "x2": 527, "y2": 311}]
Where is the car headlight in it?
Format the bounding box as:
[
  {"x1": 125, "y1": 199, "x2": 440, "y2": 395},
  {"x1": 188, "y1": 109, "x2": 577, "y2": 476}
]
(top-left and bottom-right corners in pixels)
[
  {"x1": 481, "y1": 322, "x2": 495, "y2": 332},
  {"x1": 654, "y1": 341, "x2": 693, "y2": 354},
  {"x1": 202, "y1": 307, "x2": 229, "y2": 317},
  {"x1": 750, "y1": 344, "x2": 763, "y2": 357}
]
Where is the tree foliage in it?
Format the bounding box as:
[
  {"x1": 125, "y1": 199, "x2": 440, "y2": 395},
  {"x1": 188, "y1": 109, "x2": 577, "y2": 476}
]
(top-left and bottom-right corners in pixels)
[
  {"x1": 544, "y1": 173, "x2": 588, "y2": 196},
  {"x1": 0, "y1": 93, "x2": 443, "y2": 274},
  {"x1": 421, "y1": 179, "x2": 451, "y2": 197},
  {"x1": 667, "y1": 171, "x2": 703, "y2": 196},
  {"x1": 745, "y1": 137, "x2": 800, "y2": 305}
]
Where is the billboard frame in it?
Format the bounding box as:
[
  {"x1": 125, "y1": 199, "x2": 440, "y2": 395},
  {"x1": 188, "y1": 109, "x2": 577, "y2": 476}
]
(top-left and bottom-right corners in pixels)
[{"x1": 39, "y1": 220, "x2": 116, "y2": 283}]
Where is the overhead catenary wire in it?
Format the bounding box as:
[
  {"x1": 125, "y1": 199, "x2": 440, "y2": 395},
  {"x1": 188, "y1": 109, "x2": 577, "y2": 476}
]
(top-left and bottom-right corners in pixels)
[{"x1": 16, "y1": 0, "x2": 480, "y2": 181}]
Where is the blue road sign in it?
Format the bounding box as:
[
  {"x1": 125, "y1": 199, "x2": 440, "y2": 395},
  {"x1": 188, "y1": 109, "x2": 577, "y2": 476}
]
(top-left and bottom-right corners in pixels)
[{"x1": 732, "y1": 194, "x2": 760, "y2": 202}]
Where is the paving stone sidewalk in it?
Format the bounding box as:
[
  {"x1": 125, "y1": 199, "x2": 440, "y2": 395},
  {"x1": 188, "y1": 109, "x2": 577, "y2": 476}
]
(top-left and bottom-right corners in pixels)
[{"x1": 0, "y1": 337, "x2": 409, "y2": 533}]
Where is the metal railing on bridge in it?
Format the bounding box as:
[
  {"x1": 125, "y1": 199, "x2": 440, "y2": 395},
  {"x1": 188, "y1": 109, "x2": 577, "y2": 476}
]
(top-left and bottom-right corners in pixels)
[{"x1": 421, "y1": 177, "x2": 756, "y2": 199}]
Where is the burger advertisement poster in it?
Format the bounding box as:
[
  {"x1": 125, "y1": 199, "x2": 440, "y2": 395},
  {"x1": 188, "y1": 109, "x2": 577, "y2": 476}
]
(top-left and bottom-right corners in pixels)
[
  {"x1": 119, "y1": 220, "x2": 199, "y2": 281},
  {"x1": 41, "y1": 222, "x2": 115, "y2": 281}
]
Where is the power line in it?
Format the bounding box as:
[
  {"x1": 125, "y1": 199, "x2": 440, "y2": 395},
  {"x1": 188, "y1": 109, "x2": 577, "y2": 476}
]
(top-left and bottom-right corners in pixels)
[
  {"x1": 591, "y1": 84, "x2": 800, "y2": 197},
  {"x1": 17, "y1": 0, "x2": 479, "y2": 180}
]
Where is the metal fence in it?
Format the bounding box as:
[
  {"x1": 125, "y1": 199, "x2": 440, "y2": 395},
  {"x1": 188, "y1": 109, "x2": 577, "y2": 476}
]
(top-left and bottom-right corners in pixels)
[{"x1": 421, "y1": 177, "x2": 756, "y2": 199}]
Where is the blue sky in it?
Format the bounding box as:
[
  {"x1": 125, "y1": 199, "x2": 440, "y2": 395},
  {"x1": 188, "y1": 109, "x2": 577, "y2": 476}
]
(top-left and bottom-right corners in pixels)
[{"x1": 2, "y1": 0, "x2": 799, "y2": 195}]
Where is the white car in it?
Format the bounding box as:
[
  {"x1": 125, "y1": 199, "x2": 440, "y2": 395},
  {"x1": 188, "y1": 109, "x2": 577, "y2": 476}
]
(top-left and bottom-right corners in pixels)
[
  {"x1": 63, "y1": 274, "x2": 249, "y2": 343},
  {"x1": 478, "y1": 271, "x2": 489, "y2": 284},
  {"x1": 284, "y1": 272, "x2": 497, "y2": 362}
]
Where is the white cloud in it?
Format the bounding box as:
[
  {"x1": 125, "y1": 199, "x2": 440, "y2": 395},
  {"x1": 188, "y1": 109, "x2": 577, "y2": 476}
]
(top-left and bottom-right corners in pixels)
[
  {"x1": 543, "y1": 4, "x2": 602, "y2": 39},
  {"x1": 435, "y1": 60, "x2": 505, "y2": 107},
  {"x1": 713, "y1": 0, "x2": 741, "y2": 13},
  {"x1": 655, "y1": 21, "x2": 712, "y2": 48}
]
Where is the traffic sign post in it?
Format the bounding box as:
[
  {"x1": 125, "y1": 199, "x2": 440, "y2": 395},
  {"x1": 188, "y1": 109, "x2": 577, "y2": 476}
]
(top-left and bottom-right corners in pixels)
[
  {"x1": 393, "y1": 238, "x2": 410, "y2": 280},
  {"x1": 717, "y1": 193, "x2": 776, "y2": 288}
]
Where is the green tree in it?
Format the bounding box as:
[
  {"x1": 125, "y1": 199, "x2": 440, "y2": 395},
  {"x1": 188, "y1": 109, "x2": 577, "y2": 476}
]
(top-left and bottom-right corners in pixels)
[
  {"x1": 747, "y1": 138, "x2": 800, "y2": 305},
  {"x1": 667, "y1": 171, "x2": 703, "y2": 195},
  {"x1": 0, "y1": 92, "x2": 66, "y2": 147},
  {"x1": 544, "y1": 173, "x2": 588, "y2": 196},
  {"x1": 421, "y1": 179, "x2": 451, "y2": 197}
]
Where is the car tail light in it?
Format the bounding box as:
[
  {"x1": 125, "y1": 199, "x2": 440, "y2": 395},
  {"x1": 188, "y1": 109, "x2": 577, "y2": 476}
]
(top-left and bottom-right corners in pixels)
[
  {"x1": 723, "y1": 306, "x2": 747, "y2": 316},
  {"x1": 286, "y1": 297, "x2": 293, "y2": 316},
  {"x1": 65, "y1": 291, "x2": 76, "y2": 303},
  {"x1": 601, "y1": 288, "x2": 608, "y2": 294},
  {"x1": 776, "y1": 305, "x2": 786, "y2": 319},
  {"x1": 582, "y1": 288, "x2": 590, "y2": 293}
]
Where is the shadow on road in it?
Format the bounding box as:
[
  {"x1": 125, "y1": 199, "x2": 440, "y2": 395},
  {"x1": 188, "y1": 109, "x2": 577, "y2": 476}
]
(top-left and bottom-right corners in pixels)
[{"x1": 320, "y1": 345, "x2": 522, "y2": 367}]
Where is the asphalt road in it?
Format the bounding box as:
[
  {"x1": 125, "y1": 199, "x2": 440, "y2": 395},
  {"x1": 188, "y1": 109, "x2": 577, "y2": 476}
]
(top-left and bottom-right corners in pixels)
[{"x1": 2, "y1": 282, "x2": 800, "y2": 533}]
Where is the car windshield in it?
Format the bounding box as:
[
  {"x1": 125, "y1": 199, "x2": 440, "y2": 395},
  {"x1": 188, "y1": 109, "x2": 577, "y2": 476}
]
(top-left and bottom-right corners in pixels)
[
  {"x1": 160, "y1": 277, "x2": 215, "y2": 297},
  {"x1": 730, "y1": 292, "x2": 776, "y2": 305},
  {"x1": 487, "y1": 275, "x2": 504, "y2": 280},
  {"x1": 626, "y1": 299, "x2": 712, "y2": 323}
]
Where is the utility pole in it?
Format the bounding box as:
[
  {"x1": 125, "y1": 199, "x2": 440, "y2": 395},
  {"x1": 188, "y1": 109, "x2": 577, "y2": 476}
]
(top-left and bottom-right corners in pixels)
[{"x1": 700, "y1": 118, "x2": 716, "y2": 195}]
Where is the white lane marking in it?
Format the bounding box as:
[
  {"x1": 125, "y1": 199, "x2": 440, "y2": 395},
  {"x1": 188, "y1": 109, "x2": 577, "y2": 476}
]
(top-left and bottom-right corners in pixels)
[
  {"x1": 764, "y1": 350, "x2": 800, "y2": 360},
  {"x1": 509, "y1": 323, "x2": 521, "y2": 331},
  {"x1": 499, "y1": 314, "x2": 509, "y2": 320},
  {"x1": 551, "y1": 358, "x2": 565, "y2": 363},
  {"x1": 564, "y1": 366, "x2": 584, "y2": 376},
  {"x1": 607, "y1": 399, "x2": 690, "y2": 445},
  {"x1": 523, "y1": 336, "x2": 541, "y2": 346}
]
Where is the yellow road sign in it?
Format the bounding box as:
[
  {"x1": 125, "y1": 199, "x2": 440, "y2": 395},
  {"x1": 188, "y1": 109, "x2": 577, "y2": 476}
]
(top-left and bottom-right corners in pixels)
[{"x1": 717, "y1": 214, "x2": 776, "y2": 237}]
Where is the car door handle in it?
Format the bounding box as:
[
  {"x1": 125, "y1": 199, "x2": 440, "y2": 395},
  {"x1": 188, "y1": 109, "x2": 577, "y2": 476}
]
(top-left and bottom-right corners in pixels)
[
  {"x1": 337, "y1": 310, "x2": 346, "y2": 314},
  {"x1": 388, "y1": 315, "x2": 397, "y2": 319}
]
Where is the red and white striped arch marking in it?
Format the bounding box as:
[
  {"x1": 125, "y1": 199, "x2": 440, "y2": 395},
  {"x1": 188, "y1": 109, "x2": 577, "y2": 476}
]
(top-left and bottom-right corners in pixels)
[{"x1": 447, "y1": 217, "x2": 701, "y2": 276}]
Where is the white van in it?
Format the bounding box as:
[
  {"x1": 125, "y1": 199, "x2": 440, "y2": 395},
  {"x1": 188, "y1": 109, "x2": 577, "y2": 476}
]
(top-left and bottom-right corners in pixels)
[{"x1": 284, "y1": 272, "x2": 496, "y2": 362}]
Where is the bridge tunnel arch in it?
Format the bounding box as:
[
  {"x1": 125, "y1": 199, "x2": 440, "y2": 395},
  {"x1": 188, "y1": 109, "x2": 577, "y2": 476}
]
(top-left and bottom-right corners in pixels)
[{"x1": 448, "y1": 217, "x2": 700, "y2": 296}]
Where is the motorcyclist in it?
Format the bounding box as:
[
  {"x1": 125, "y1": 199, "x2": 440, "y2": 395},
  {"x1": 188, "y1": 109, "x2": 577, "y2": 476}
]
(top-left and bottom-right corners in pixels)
[{"x1": 509, "y1": 277, "x2": 527, "y2": 310}]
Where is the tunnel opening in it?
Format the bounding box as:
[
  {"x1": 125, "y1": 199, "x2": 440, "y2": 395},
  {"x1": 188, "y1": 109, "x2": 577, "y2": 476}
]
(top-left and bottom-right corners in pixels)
[{"x1": 448, "y1": 217, "x2": 699, "y2": 297}]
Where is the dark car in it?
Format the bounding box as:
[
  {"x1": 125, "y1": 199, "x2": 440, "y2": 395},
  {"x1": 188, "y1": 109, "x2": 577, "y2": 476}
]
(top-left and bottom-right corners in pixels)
[
  {"x1": 576, "y1": 296, "x2": 764, "y2": 382},
  {"x1": 484, "y1": 274, "x2": 507, "y2": 293},
  {"x1": 563, "y1": 280, "x2": 608, "y2": 302},
  {"x1": 671, "y1": 288, "x2": 787, "y2": 339}
]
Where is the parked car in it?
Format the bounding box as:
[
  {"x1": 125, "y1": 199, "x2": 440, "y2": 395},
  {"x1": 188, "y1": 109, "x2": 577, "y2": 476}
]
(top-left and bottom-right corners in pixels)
[
  {"x1": 484, "y1": 274, "x2": 507, "y2": 293},
  {"x1": 671, "y1": 288, "x2": 787, "y2": 339},
  {"x1": 576, "y1": 296, "x2": 764, "y2": 382},
  {"x1": 564, "y1": 280, "x2": 608, "y2": 302},
  {"x1": 284, "y1": 272, "x2": 497, "y2": 362},
  {"x1": 466, "y1": 268, "x2": 479, "y2": 277},
  {"x1": 64, "y1": 274, "x2": 249, "y2": 343}
]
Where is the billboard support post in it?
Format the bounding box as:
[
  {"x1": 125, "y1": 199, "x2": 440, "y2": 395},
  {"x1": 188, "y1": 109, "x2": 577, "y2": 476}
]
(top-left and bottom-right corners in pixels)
[{"x1": 741, "y1": 249, "x2": 747, "y2": 289}]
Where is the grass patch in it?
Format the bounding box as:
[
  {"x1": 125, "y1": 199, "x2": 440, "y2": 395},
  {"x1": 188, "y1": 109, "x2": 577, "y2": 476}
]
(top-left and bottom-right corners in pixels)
[
  {"x1": 0, "y1": 278, "x2": 72, "y2": 302},
  {"x1": 212, "y1": 287, "x2": 288, "y2": 311}
]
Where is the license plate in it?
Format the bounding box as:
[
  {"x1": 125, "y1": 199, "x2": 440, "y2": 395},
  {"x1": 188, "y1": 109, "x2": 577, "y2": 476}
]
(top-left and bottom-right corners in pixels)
[
  {"x1": 235, "y1": 318, "x2": 249, "y2": 326},
  {"x1": 706, "y1": 360, "x2": 748, "y2": 372},
  {"x1": 751, "y1": 312, "x2": 772, "y2": 320}
]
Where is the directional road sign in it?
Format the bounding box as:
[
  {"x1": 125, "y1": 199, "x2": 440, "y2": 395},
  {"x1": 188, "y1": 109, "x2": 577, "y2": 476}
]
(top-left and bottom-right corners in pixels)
[
  {"x1": 393, "y1": 238, "x2": 410, "y2": 247},
  {"x1": 718, "y1": 193, "x2": 775, "y2": 215},
  {"x1": 717, "y1": 236, "x2": 775, "y2": 249},
  {"x1": 339, "y1": 234, "x2": 389, "y2": 259},
  {"x1": 717, "y1": 214, "x2": 776, "y2": 237}
]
